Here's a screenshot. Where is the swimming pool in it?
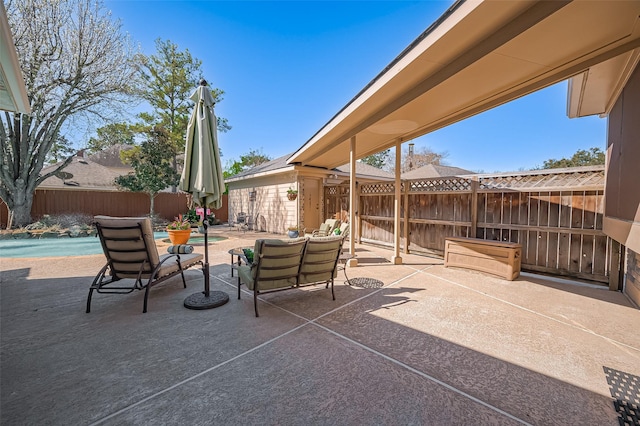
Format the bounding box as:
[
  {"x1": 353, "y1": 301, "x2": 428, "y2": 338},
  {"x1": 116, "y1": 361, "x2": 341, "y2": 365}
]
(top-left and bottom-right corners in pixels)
[{"x1": 0, "y1": 232, "x2": 226, "y2": 258}]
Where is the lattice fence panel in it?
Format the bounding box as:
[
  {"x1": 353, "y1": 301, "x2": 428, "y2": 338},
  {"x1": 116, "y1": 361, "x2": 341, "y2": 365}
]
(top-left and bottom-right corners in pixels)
[
  {"x1": 479, "y1": 168, "x2": 605, "y2": 191},
  {"x1": 360, "y1": 183, "x2": 397, "y2": 194},
  {"x1": 408, "y1": 178, "x2": 472, "y2": 192},
  {"x1": 326, "y1": 186, "x2": 339, "y2": 196}
]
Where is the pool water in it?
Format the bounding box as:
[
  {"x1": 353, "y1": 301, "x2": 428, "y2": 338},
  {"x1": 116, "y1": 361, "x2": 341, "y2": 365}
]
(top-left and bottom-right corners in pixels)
[{"x1": 0, "y1": 232, "x2": 226, "y2": 258}]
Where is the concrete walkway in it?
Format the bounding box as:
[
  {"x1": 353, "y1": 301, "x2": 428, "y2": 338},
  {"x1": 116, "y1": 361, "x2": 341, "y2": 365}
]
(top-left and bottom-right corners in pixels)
[{"x1": 1, "y1": 228, "x2": 639, "y2": 425}]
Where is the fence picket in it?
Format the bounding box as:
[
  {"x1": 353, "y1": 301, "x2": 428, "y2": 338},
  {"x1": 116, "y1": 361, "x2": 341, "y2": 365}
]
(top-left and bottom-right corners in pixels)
[{"x1": 324, "y1": 167, "x2": 609, "y2": 284}]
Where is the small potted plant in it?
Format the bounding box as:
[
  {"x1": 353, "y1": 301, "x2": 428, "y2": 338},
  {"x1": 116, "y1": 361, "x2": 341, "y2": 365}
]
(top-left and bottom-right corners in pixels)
[
  {"x1": 242, "y1": 248, "x2": 254, "y2": 264},
  {"x1": 166, "y1": 215, "x2": 192, "y2": 244},
  {"x1": 183, "y1": 209, "x2": 200, "y2": 226},
  {"x1": 287, "y1": 225, "x2": 299, "y2": 238},
  {"x1": 287, "y1": 187, "x2": 298, "y2": 201}
]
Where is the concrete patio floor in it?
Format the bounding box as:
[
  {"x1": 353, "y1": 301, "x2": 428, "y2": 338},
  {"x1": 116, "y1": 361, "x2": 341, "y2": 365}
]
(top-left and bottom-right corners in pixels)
[{"x1": 1, "y1": 227, "x2": 639, "y2": 425}]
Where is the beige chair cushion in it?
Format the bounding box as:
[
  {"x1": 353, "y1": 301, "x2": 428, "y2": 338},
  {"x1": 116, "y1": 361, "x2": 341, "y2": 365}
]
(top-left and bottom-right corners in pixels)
[
  {"x1": 326, "y1": 219, "x2": 340, "y2": 231},
  {"x1": 299, "y1": 236, "x2": 343, "y2": 284},
  {"x1": 94, "y1": 216, "x2": 203, "y2": 279},
  {"x1": 336, "y1": 223, "x2": 349, "y2": 237},
  {"x1": 238, "y1": 239, "x2": 306, "y2": 291},
  {"x1": 94, "y1": 216, "x2": 160, "y2": 277},
  {"x1": 157, "y1": 253, "x2": 204, "y2": 277}
]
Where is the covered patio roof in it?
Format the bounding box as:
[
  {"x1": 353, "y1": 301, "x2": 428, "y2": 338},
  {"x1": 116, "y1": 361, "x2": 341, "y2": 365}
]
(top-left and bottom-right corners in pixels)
[
  {"x1": 288, "y1": 0, "x2": 640, "y2": 169},
  {"x1": 0, "y1": 3, "x2": 30, "y2": 115}
]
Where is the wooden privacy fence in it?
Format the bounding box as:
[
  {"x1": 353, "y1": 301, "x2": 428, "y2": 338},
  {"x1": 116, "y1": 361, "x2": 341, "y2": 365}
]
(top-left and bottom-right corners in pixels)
[
  {"x1": 326, "y1": 167, "x2": 617, "y2": 285},
  {"x1": 1, "y1": 190, "x2": 228, "y2": 227}
]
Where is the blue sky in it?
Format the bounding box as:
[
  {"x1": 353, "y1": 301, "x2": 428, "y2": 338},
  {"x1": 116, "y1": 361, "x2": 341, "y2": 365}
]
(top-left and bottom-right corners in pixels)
[{"x1": 104, "y1": 0, "x2": 606, "y2": 173}]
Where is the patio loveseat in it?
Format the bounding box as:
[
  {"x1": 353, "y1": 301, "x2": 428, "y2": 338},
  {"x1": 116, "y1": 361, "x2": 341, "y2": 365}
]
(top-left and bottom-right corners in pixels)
[
  {"x1": 237, "y1": 235, "x2": 344, "y2": 316},
  {"x1": 303, "y1": 219, "x2": 341, "y2": 237}
]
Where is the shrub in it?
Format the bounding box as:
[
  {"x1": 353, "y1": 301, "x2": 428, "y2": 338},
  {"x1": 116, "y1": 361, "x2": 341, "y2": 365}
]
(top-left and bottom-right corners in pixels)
[{"x1": 26, "y1": 213, "x2": 94, "y2": 230}]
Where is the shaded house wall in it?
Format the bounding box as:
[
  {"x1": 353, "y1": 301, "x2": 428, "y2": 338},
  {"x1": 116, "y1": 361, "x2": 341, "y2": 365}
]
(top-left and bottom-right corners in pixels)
[
  {"x1": 604, "y1": 64, "x2": 640, "y2": 306},
  {"x1": 228, "y1": 174, "x2": 298, "y2": 234},
  {"x1": 628, "y1": 252, "x2": 640, "y2": 307}
]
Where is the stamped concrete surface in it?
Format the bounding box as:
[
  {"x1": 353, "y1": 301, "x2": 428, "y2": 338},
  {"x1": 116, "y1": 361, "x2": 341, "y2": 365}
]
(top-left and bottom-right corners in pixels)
[{"x1": 1, "y1": 228, "x2": 638, "y2": 425}]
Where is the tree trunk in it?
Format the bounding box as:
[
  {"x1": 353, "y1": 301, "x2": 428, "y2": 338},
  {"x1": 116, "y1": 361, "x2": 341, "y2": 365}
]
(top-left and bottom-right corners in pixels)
[
  {"x1": 149, "y1": 193, "x2": 156, "y2": 218},
  {"x1": 171, "y1": 154, "x2": 178, "y2": 193},
  {"x1": 8, "y1": 187, "x2": 34, "y2": 228}
]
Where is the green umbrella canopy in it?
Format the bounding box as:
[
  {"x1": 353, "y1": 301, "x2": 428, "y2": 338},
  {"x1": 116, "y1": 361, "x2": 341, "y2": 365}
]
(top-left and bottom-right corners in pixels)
[{"x1": 179, "y1": 82, "x2": 225, "y2": 210}]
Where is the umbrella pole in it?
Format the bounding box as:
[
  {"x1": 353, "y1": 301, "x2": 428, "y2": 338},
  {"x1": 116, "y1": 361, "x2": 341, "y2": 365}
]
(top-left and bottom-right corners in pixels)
[
  {"x1": 203, "y1": 220, "x2": 210, "y2": 296},
  {"x1": 183, "y1": 219, "x2": 229, "y2": 310}
]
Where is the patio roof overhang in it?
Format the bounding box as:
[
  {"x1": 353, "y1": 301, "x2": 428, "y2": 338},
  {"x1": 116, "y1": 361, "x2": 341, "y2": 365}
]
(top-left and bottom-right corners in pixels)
[
  {"x1": 567, "y1": 48, "x2": 640, "y2": 118},
  {"x1": 0, "y1": 3, "x2": 30, "y2": 115},
  {"x1": 287, "y1": 0, "x2": 640, "y2": 169}
]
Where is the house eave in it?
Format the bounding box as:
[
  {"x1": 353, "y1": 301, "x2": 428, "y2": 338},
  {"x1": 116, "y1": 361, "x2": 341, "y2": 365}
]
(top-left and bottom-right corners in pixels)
[
  {"x1": 225, "y1": 165, "x2": 297, "y2": 183},
  {"x1": 288, "y1": 0, "x2": 640, "y2": 169},
  {"x1": 567, "y1": 49, "x2": 640, "y2": 118},
  {"x1": 0, "y1": 3, "x2": 31, "y2": 115}
]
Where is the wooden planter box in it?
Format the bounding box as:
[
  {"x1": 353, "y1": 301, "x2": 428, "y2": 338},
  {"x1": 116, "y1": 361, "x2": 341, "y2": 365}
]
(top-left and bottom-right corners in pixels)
[{"x1": 444, "y1": 237, "x2": 521, "y2": 281}]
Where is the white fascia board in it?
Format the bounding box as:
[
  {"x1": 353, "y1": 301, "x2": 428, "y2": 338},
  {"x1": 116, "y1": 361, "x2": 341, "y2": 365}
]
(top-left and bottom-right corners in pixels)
[
  {"x1": 567, "y1": 49, "x2": 640, "y2": 118},
  {"x1": 225, "y1": 165, "x2": 296, "y2": 183},
  {"x1": 0, "y1": 3, "x2": 31, "y2": 115}
]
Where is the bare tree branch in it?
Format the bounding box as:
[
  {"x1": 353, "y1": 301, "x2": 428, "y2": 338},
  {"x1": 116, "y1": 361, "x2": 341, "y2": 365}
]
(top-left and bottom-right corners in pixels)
[{"x1": 0, "y1": 0, "x2": 142, "y2": 227}]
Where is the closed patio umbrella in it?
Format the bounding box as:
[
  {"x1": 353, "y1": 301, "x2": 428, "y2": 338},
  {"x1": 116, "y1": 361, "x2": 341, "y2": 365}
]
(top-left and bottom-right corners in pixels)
[{"x1": 180, "y1": 79, "x2": 229, "y2": 310}]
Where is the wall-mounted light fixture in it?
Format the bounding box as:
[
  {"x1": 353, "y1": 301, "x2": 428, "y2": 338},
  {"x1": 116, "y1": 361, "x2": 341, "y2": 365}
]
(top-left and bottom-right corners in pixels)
[{"x1": 324, "y1": 174, "x2": 344, "y2": 185}]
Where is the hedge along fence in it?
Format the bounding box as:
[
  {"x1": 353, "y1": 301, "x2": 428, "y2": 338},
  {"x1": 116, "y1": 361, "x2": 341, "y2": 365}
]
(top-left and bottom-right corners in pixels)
[
  {"x1": 326, "y1": 166, "x2": 619, "y2": 285},
  {"x1": 0, "y1": 189, "x2": 228, "y2": 228}
]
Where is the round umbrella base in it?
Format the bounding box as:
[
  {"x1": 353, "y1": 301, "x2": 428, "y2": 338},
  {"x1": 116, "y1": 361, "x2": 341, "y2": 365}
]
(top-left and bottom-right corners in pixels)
[{"x1": 184, "y1": 291, "x2": 229, "y2": 310}]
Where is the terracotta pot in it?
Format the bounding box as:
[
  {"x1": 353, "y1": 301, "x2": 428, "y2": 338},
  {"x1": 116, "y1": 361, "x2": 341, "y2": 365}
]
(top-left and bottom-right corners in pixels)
[{"x1": 167, "y1": 228, "x2": 191, "y2": 245}]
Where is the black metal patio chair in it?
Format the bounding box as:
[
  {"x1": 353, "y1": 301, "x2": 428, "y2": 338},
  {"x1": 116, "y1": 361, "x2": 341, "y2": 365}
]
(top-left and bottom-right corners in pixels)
[{"x1": 86, "y1": 216, "x2": 204, "y2": 313}]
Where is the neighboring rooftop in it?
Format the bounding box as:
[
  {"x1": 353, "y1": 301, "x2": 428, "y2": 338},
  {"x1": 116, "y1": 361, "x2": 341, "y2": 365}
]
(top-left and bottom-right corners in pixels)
[
  {"x1": 38, "y1": 156, "x2": 127, "y2": 191},
  {"x1": 336, "y1": 162, "x2": 394, "y2": 180},
  {"x1": 402, "y1": 164, "x2": 475, "y2": 180},
  {"x1": 226, "y1": 153, "x2": 294, "y2": 181},
  {"x1": 226, "y1": 153, "x2": 394, "y2": 181},
  {"x1": 87, "y1": 144, "x2": 135, "y2": 169}
]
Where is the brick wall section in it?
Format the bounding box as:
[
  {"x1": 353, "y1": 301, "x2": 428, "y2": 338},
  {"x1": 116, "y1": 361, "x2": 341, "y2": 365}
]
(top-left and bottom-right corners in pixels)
[{"x1": 626, "y1": 249, "x2": 640, "y2": 307}]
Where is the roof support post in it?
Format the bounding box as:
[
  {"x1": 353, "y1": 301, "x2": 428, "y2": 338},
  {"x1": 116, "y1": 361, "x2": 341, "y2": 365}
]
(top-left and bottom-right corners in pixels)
[
  {"x1": 403, "y1": 179, "x2": 410, "y2": 254},
  {"x1": 392, "y1": 139, "x2": 403, "y2": 264},
  {"x1": 347, "y1": 136, "x2": 358, "y2": 267}
]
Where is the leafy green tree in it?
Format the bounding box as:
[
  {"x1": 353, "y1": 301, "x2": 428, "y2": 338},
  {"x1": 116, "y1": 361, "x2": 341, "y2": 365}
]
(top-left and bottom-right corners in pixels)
[
  {"x1": 360, "y1": 149, "x2": 390, "y2": 169},
  {"x1": 223, "y1": 161, "x2": 245, "y2": 179},
  {"x1": 239, "y1": 149, "x2": 271, "y2": 169},
  {"x1": 0, "y1": 0, "x2": 139, "y2": 228},
  {"x1": 87, "y1": 123, "x2": 136, "y2": 154},
  {"x1": 115, "y1": 127, "x2": 179, "y2": 217},
  {"x1": 541, "y1": 147, "x2": 605, "y2": 169},
  {"x1": 137, "y1": 39, "x2": 231, "y2": 187},
  {"x1": 46, "y1": 136, "x2": 75, "y2": 164},
  {"x1": 223, "y1": 149, "x2": 271, "y2": 178},
  {"x1": 222, "y1": 150, "x2": 271, "y2": 194}
]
